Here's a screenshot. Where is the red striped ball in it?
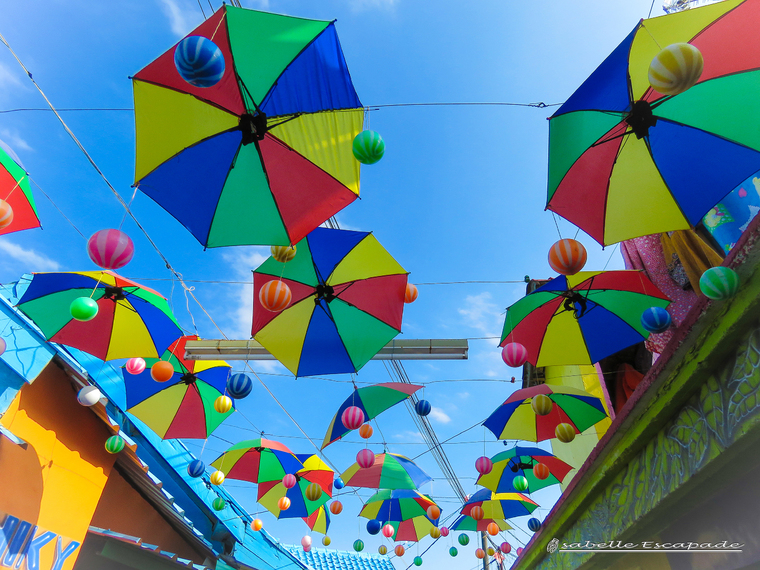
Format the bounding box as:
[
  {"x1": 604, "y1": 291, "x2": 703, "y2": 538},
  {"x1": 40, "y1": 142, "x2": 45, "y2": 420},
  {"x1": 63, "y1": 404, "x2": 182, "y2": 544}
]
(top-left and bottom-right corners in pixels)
[
  {"x1": 533, "y1": 463, "x2": 550, "y2": 480},
  {"x1": 87, "y1": 229, "x2": 135, "y2": 270},
  {"x1": 548, "y1": 239, "x2": 587, "y2": 275},
  {"x1": 0, "y1": 200, "x2": 13, "y2": 230},
  {"x1": 356, "y1": 448, "x2": 375, "y2": 469},
  {"x1": 341, "y1": 405, "x2": 365, "y2": 430},
  {"x1": 259, "y1": 280, "x2": 292, "y2": 312},
  {"x1": 501, "y1": 342, "x2": 528, "y2": 367}
]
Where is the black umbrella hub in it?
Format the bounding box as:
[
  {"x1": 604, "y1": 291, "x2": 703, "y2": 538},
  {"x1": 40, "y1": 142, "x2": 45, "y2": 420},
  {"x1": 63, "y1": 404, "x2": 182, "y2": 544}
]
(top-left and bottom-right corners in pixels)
[
  {"x1": 625, "y1": 100, "x2": 658, "y2": 140},
  {"x1": 239, "y1": 112, "x2": 268, "y2": 145}
]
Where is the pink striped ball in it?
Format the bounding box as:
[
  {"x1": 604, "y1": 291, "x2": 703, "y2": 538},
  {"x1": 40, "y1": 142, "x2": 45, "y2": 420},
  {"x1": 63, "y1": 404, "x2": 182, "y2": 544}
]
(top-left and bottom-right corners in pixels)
[
  {"x1": 87, "y1": 229, "x2": 135, "y2": 270},
  {"x1": 259, "y1": 280, "x2": 292, "y2": 312},
  {"x1": 341, "y1": 405, "x2": 365, "y2": 430},
  {"x1": 440, "y1": 526, "x2": 450, "y2": 537},
  {"x1": 356, "y1": 448, "x2": 375, "y2": 469},
  {"x1": 501, "y1": 342, "x2": 528, "y2": 367},
  {"x1": 125, "y1": 357, "x2": 146, "y2": 375},
  {"x1": 475, "y1": 456, "x2": 493, "y2": 475},
  {"x1": 548, "y1": 238, "x2": 587, "y2": 275},
  {"x1": 282, "y1": 473, "x2": 297, "y2": 489}
]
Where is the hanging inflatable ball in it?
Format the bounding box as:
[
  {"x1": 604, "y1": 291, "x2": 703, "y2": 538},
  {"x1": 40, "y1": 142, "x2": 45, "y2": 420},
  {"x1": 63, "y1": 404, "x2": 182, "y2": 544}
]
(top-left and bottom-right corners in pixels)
[
  {"x1": 333, "y1": 477, "x2": 345, "y2": 490},
  {"x1": 449, "y1": 547, "x2": 458, "y2": 557},
  {"x1": 151, "y1": 360, "x2": 174, "y2": 382},
  {"x1": 125, "y1": 357, "x2": 146, "y2": 375},
  {"x1": 214, "y1": 395, "x2": 233, "y2": 414},
  {"x1": 210, "y1": 470, "x2": 225, "y2": 485},
  {"x1": 517, "y1": 547, "x2": 523, "y2": 555},
  {"x1": 378, "y1": 545, "x2": 388, "y2": 555},
  {"x1": 405, "y1": 283, "x2": 418, "y2": 304},
  {"x1": 0, "y1": 200, "x2": 13, "y2": 230},
  {"x1": 227, "y1": 373, "x2": 253, "y2": 399},
  {"x1": 282, "y1": 473, "x2": 297, "y2": 489},
  {"x1": 322, "y1": 536, "x2": 331, "y2": 546},
  {"x1": 270, "y1": 244, "x2": 297, "y2": 263},
  {"x1": 252, "y1": 518, "x2": 263, "y2": 531},
  {"x1": 458, "y1": 533, "x2": 470, "y2": 546},
  {"x1": 415, "y1": 399, "x2": 432, "y2": 416},
  {"x1": 555, "y1": 422, "x2": 576, "y2": 443},
  {"x1": 382, "y1": 524, "x2": 395, "y2": 538},
  {"x1": 429, "y1": 527, "x2": 441, "y2": 539},
  {"x1": 414, "y1": 556, "x2": 423, "y2": 566},
  {"x1": 501, "y1": 342, "x2": 528, "y2": 368},
  {"x1": 187, "y1": 459, "x2": 205, "y2": 478},
  {"x1": 341, "y1": 405, "x2": 365, "y2": 430},
  {"x1": 329, "y1": 500, "x2": 343, "y2": 515},
  {"x1": 87, "y1": 229, "x2": 135, "y2": 270},
  {"x1": 528, "y1": 517, "x2": 542, "y2": 532},
  {"x1": 487, "y1": 522, "x2": 500, "y2": 536},
  {"x1": 476, "y1": 549, "x2": 486, "y2": 560},
  {"x1": 469, "y1": 506, "x2": 484, "y2": 521},
  {"x1": 352, "y1": 130, "x2": 385, "y2": 164},
  {"x1": 359, "y1": 424, "x2": 374, "y2": 439},
  {"x1": 305, "y1": 482, "x2": 323, "y2": 502},
  {"x1": 641, "y1": 307, "x2": 672, "y2": 333},
  {"x1": 278, "y1": 496, "x2": 291, "y2": 511},
  {"x1": 440, "y1": 527, "x2": 450, "y2": 537},
  {"x1": 513, "y1": 475, "x2": 529, "y2": 492},
  {"x1": 367, "y1": 519, "x2": 382, "y2": 535},
  {"x1": 488, "y1": 547, "x2": 495, "y2": 556},
  {"x1": 105, "y1": 435, "x2": 125, "y2": 454},
  {"x1": 531, "y1": 394, "x2": 553, "y2": 416},
  {"x1": 212, "y1": 497, "x2": 226, "y2": 511},
  {"x1": 426, "y1": 504, "x2": 441, "y2": 520},
  {"x1": 301, "y1": 536, "x2": 312, "y2": 549},
  {"x1": 353, "y1": 539, "x2": 364, "y2": 552},
  {"x1": 394, "y1": 545, "x2": 405, "y2": 557},
  {"x1": 548, "y1": 238, "x2": 587, "y2": 275},
  {"x1": 533, "y1": 463, "x2": 550, "y2": 480},
  {"x1": 475, "y1": 456, "x2": 493, "y2": 475},
  {"x1": 259, "y1": 280, "x2": 292, "y2": 312},
  {"x1": 174, "y1": 36, "x2": 225, "y2": 88},
  {"x1": 77, "y1": 386, "x2": 102, "y2": 406},
  {"x1": 70, "y1": 297, "x2": 98, "y2": 322},
  {"x1": 649, "y1": 43, "x2": 703, "y2": 96},
  {"x1": 700, "y1": 266, "x2": 740, "y2": 300},
  {"x1": 500, "y1": 542, "x2": 511, "y2": 554},
  {"x1": 0, "y1": 337, "x2": 5, "y2": 356},
  {"x1": 356, "y1": 449, "x2": 375, "y2": 469}
]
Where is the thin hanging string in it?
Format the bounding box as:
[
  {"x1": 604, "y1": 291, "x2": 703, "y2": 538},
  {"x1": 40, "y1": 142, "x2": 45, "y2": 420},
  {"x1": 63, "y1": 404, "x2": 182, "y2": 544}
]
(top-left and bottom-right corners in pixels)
[
  {"x1": 551, "y1": 212, "x2": 562, "y2": 239},
  {"x1": 89, "y1": 273, "x2": 105, "y2": 298},
  {"x1": 118, "y1": 186, "x2": 139, "y2": 231},
  {"x1": 648, "y1": 0, "x2": 656, "y2": 18},
  {"x1": 602, "y1": 243, "x2": 620, "y2": 270},
  {"x1": 2, "y1": 175, "x2": 24, "y2": 202},
  {"x1": 640, "y1": 21, "x2": 662, "y2": 50},
  {"x1": 195, "y1": 0, "x2": 206, "y2": 19},
  {"x1": 31, "y1": 178, "x2": 86, "y2": 239}
]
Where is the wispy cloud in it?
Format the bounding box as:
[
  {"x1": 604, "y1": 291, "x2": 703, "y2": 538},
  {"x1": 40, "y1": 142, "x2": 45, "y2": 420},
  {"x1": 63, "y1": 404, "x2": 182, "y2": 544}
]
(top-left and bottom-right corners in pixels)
[
  {"x1": 349, "y1": 0, "x2": 399, "y2": 12},
  {"x1": 0, "y1": 129, "x2": 32, "y2": 153},
  {"x1": 158, "y1": 0, "x2": 200, "y2": 37},
  {"x1": 0, "y1": 240, "x2": 60, "y2": 272},
  {"x1": 429, "y1": 407, "x2": 451, "y2": 424},
  {"x1": 392, "y1": 430, "x2": 424, "y2": 443},
  {"x1": 458, "y1": 292, "x2": 501, "y2": 339},
  {"x1": 0, "y1": 63, "x2": 24, "y2": 92}
]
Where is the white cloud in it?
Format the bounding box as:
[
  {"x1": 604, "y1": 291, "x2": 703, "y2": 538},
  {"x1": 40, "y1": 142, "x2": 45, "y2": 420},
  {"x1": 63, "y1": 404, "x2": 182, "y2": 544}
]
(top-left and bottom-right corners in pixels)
[
  {"x1": 0, "y1": 63, "x2": 24, "y2": 91},
  {"x1": 392, "y1": 430, "x2": 424, "y2": 443},
  {"x1": 0, "y1": 240, "x2": 61, "y2": 272},
  {"x1": 158, "y1": 0, "x2": 200, "y2": 37},
  {"x1": 457, "y1": 291, "x2": 501, "y2": 339},
  {"x1": 428, "y1": 407, "x2": 451, "y2": 424},
  {"x1": 349, "y1": 0, "x2": 398, "y2": 11},
  {"x1": 0, "y1": 129, "x2": 32, "y2": 153}
]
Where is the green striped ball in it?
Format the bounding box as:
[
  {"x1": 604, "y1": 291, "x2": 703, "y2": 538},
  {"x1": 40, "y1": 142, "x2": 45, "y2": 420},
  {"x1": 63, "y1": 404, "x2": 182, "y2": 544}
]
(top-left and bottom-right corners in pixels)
[
  {"x1": 352, "y1": 130, "x2": 385, "y2": 164},
  {"x1": 105, "y1": 435, "x2": 125, "y2": 454},
  {"x1": 699, "y1": 267, "x2": 739, "y2": 300},
  {"x1": 212, "y1": 497, "x2": 226, "y2": 511}
]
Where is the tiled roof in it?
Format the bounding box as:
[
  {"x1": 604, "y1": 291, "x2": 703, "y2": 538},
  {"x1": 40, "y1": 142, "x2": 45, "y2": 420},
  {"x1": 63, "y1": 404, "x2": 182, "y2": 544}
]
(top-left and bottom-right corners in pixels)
[{"x1": 285, "y1": 546, "x2": 396, "y2": 570}]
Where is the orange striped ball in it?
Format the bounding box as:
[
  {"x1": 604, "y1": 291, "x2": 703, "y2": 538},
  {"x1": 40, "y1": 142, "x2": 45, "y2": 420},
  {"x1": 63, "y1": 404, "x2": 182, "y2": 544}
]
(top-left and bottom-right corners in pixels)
[
  {"x1": 278, "y1": 496, "x2": 291, "y2": 511},
  {"x1": 555, "y1": 422, "x2": 576, "y2": 443},
  {"x1": 476, "y1": 549, "x2": 486, "y2": 559},
  {"x1": 487, "y1": 522, "x2": 500, "y2": 536},
  {"x1": 329, "y1": 500, "x2": 343, "y2": 515},
  {"x1": 259, "y1": 280, "x2": 292, "y2": 312},
  {"x1": 394, "y1": 545, "x2": 405, "y2": 557},
  {"x1": 469, "y1": 505, "x2": 484, "y2": 521},
  {"x1": 533, "y1": 462, "x2": 550, "y2": 480},
  {"x1": 0, "y1": 200, "x2": 13, "y2": 230},
  {"x1": 404, "y1": 283, "x2": 418, "y2": 303},
  {"x1": 252, "y1": 518, "x2": 263, "y2": 531},
  {"x1": 427, "y1": 504, "x2": 441, "y2": 520},
  {"x1": 359, "y1": 424, "x2": 374, "y2": 439},
  {"x1": 548, "y1": 239, "x2": 587, "y2": 275},
  {"x1": 649, "y1": 43, "x2": 703, "y2": 96}
]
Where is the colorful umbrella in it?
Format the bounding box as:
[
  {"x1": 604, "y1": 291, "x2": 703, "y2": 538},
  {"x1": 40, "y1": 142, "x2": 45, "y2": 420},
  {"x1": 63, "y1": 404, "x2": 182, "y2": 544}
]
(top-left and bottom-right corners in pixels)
[
  {"x1": 483, "y1": 384, "x2": 607, "y2": 442},
  {"x1": 303, "y1": 506, "x2": 330, "y2": 534},
  {"x1": 450, "y1": 516, "x2": 512, "y2": 533},
  {"x1": 124, "y1": 335, "x2": 233, "y2": 439},
  {"x1": 322, "y1": 383, "x2": 421, "y2": 448},
  {"x1": 210, "y1": 438, "x2": 303, "y2": 484},
  {"x1": 0, "y1": 139, "x2": 40, "y2": 235},
  {"x1": 359, "y1": 490, "x2": 439, "y2": 524},
  {"x1": 257, "y1": 453, "x2": 333, "y2": 519},
  {"x1": 499, "y1": 271, "x2": 670, "y2": 367},
  {"x1": 340, "y1": 452, "x2": 431, "y2": 490},
  {"x1": 476, "y1": 446, "x2": 573, "y2": 494},
  {"x1": 461, "y1": 490, "x2": 538, "y2": 520},
  {"x1": 253, "y1": 228, "x2": 409, "y2": 377},
  {"x1": 375, "y1": 516, "x2": 439, "y2": 543},
  {"x1": 16, "y1": 271, "x2": 182, "y2": 360},
  {"x1": 547, "y1": 0, "x2": 760, "y2": 245},
  {"x1": 133, "y1": 6, "x2": 363, "y2": 247}
]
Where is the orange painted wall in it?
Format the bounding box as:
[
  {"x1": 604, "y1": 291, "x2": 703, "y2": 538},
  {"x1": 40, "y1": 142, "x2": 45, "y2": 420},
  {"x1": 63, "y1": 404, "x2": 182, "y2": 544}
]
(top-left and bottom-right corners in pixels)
[{"x1": 0, "y1": 362, "x2": 117, "y2": 570}]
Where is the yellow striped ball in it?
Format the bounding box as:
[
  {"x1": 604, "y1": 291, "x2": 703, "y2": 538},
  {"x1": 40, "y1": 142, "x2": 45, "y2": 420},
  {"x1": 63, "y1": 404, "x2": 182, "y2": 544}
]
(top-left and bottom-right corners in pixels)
[
  {"x1": 531, "y1": 394, "x2": 553, "y2": 416},
  {"x1": 210, "y1": 470, "x2": 225, "y2": 485},
  {"x1": 305, "y1": 482, "x2": 323, "y2": 501},
  {"x1": 214, "y1": 395, "x2": 233, "y2": 414},
  {"x1": 322, "y1": 536, "x2": 331, "y2": 546},
  {"x1": 555, "y1": 422, "x2": 576, "y2": 443},
  {"x1": 378, "y1": 545, "x2": 387, "y2": 555},
  {"x1": 430, "y1": 527, "x2": 441, "y2": 539},
  {"x1": 0, "y1": 200, "x2": 13, "y2": 230},
  {"x1": 648, "y1": 43, "x2": 703, "y2": 96},
  {"x1": 271, "y1": 245, "x2": 296, "y2": 263}
]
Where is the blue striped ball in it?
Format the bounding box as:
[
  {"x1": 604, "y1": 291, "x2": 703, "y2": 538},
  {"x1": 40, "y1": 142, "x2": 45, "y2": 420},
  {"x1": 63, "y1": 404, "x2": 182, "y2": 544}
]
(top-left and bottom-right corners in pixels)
[
  {"x1": 174, "y1": 36, "x2": 225, "y2": 88},
  {"x1": 415, "y1": 399, "x2": 432, "y2": 416},
  {"x1": 227, "y1": 373, "x2": 253, "y2": 399},
  {"x1": 187, "y1": 459, "x2": 205, "y2": 478},
  {"x1": 640, "y1": 307, "x2": 672, "y2": 334},
  {"x1": 528, "y1": 518, "x2": 541, "y2": 532}
]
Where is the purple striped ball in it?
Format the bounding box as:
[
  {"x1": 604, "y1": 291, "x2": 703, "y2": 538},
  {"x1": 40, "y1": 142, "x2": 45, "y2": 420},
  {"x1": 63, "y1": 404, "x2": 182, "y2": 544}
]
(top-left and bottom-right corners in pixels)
[{"x1": 87, "y1": 229, "x2": 134, "y2": 270}]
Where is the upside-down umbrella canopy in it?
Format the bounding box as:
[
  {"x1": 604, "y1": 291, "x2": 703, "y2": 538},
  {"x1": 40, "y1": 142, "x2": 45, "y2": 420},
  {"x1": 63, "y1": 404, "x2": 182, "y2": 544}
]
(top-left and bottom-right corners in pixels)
[
  {"x1": 16, "y1": 271, "x2": 182, "y2": 360},
  {"x1": 374, "y1": 516, "x2": 440, "y2": 543},
  {"x1": 340, "y1": 452, "x2": 432, "y2": 490},
  {"x1": 483, "y1": 384, "x2": 607, "y2": 442},
  {"x1": 253, "y1": 228, "x2": 409, "y2": 378},
  {"x1": 303, "y1": 506, "x2": 330, "y2": 534},
  {"x1": 124, "y1": 335, "x2": 233, "y2": 439},
  {"x1": 547, "y1": 0, "x2": 760, "y2": 245},
  {"x1": 461, "y1": 490, "x2": 539, "y2": 520},
  {"x1": 257, "y1": 453, "x2": 333, "y2": 518},
  {"x1": 0, "y1": 139, "x2": 40, "y2": 235},
  {"x1": 359, "y1": 489, "x2": 438, "y2": 524},
  {"x1": 450, "y1": 516, "x2": 512, "y2": 533},
  {"x1": 476, "y1": 446, "x2": 573, "y2": 494},
  {"x1": 209, "y1": 438, "x2": 304, "y2": 485},
  {"x1": 500, "y1": 271, "x2": 670, "y2": 367},
  {"x1": 133, "y1": 6, "x2": 363, "y2": 247},
  {"x1": 322, "y1": 383, "x2": 421, "y2": 448}
]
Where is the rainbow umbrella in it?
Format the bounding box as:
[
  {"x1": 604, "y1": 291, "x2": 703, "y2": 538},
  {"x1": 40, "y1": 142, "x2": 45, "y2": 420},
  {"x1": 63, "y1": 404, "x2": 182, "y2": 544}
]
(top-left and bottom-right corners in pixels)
[
  {"x1": 16, "y1": 271, "x2": 182, "y2": 360},
  {"x1": 359, "y1": 490, "x2": 439, "y2": 525},
  {"x1": 322, "y1": 383, "x2": 421, "y2": 449},
  {"x1": 500, "y1": 271, "x2": 670, "y2": 367},
  {"x1": 133, "y1": 6, "x2": 363, "y2": 247},
  {"x1": 547, "y1": 0, "x2": 760, "y2": 245},
  {"x1": 124, "y1": 335, "x2": 233, "y2": 439},
  {"x1": 476, "y1": 446, "x2": 573, "y2": 494},
  {"x1": 303, "y1": 506, "x2": 330, "y2": 534},
  {"x1": 257, "y1": 454, "x2": 333, "y2": 518},
  {"x1": 253, "y1": 228, "x2": 409, "y2": 378},
  {"x1": 0, "y1": 139, "x2": 40, "y2": 235},
  {"x1": 461, "y1": 490, "x2": 538, "y2": 520},
  {"x1": 374, "y1": 516, "x2": 439, "y2": 543},
  {"x1": 450, "y1": 516, "x2": 512, "y2": 533},
  {"x1": 210, "y1": 438, "x2": 303, "y2": 484},
  {"x1": 340, "y1": 452, "x2": 431, "y2": 490},
  {"x1": 484, "y1": 384, "x2": 607, "y2": 442}
]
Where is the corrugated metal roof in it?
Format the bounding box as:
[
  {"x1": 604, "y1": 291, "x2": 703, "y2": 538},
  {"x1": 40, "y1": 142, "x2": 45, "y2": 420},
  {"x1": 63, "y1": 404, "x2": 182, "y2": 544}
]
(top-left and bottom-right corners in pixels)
[{"x1": 285, "y1": 546, "x2": 397, "y2": 570}]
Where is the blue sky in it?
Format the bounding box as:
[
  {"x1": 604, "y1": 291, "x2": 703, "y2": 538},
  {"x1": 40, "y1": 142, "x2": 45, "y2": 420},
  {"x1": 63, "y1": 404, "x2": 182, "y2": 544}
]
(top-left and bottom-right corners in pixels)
[{"x1": 0, "y1": 0, "x2": 659, "y2": 567}]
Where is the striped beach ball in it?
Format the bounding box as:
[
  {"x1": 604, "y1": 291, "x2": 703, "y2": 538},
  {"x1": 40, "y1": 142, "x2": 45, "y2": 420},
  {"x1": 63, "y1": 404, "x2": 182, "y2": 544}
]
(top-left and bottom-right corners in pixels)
[
  {"x1": 500, "y1": 542, "x2": 511, "y2": 554},
  {"x1": 353, "y1": 130, "x2": 385, "y2": 164},
  {"x1": 77, "y1": 386, "x2": 102, "y2": 406},
  {"x1": 531, "y1": 394, "x2": 553, "y2": 416},
  {"x1": 0, "y1": 200, "x2": 13, "y2": 230},
  {"x1": 378, "y1": 545, "x2": 388, "y2": 555},
  {"x1": 427, "y1": 504, "x2": 441, "y2": 520},
  {"x1": 440, "y1": 527, "x2": 450, "y2": 537},
  {"x1": 528, "y1": 518, "x2": 542, "y2": 532},
  {"x1": 555, "y1": 422, "x2": 576, "y2": 443},
  {"x1": 259, "y1": 280, "x2": 292, "y2": 312},
  {"x1": 469, "y1": 506, "x2": 484, "y2": 521},
  {"x1": 405, "y1": 283, "x2": 418, "y2": 303},
  {"x1": 210, "y1": 470, "x2": 225, "y2": 485},
  {"x1": 430, "y1": 527, "x2": 441, "y2": 539},
  {"x1": 174, "y1": 36, "x2": 225, "y2": 88},
  {"x1": 227, "y1": 373, "x2": 253, "y2": 399},
  {"x1": 476, "y1": 549, "x2": 486, "y2": 559},
  {"x1": 329, "y1": 500, "x2": 343, "y2": 515},
  {"x1": 367, "y1": 519, "x2": 382, "y2": 535},
  {"x1": 641, "y1": 307, "x2": 672, "y2": 333},
  {"x1": 105, "y1": 435, "x2": 125, "y2": 454},
  {"x1": 278, "y1": 496, "x2": 291, "y2": 511},
  {"x1": 356, "y1": 448, "x2": 375, "y2": 469},
  {"x1": 212, "y1": 497, "x2": 226, "y2": 511},
  {"x1": 533, "y1": 463, "x2": 550, "y2": 480},
  {"x1": 415, "y1": 399, "x2": 432, "y2": 416},
  {"x1": 548, "y1": 239, "x2": 587, "y2": 275},
  {"x1": 341, "y1": 405, "x2": 365, "y2": 430},
  {"x1": 353, "y1": 539, "x2": 364, "y2": 552},
  {"x1": 501, "y1": 342, "x2": 528, "y2": 368},
  {"x1": 305, "y1": 482, "x2": 323, "y2": 502},
  {"x1": 87, "y1": 229, "x2": 135, "y2": 270},
  {"x1": 382, "y1": 524, "x2": 395, "y2": 538},
  {"x1": 282, "y1": 474, "x2": 297, "y2": 489},
  {"x1": 125, "y1": 357, "x2": 146, "y2": 375},
  {"x1": 449, "y1": 547, "x2": 458, "y2": 557},
  {"x1": 394, "y1": 545, "x2": 405, "y2": 557},
  {"x1": 270, "y1": 245, "x2": 296, "y2": 263},
  {"x1": 252, "y1": 519, "x2": 263, "y2": 531},
  {"x1": 458, "y1": 533, "x2": 470, "y2": 546},
  {"x1": 699, "y1": 266, "x2": 739, "y2": 300},
  {"x1": 414, "y1": 556, "x2": 423, "y2": 566},
  {"x1": 187, "y1": 459, "x2": 205, "y2": 478},
  {"x1": 214, "y1": 395, "x2": 233, "y2": 414},
  {"x1": 359, "y1": 424, "x2": 374, "y2": 439},
  {"x1": 649, "y1": 43, "x2": 703, "y2": 96},
  {"x1": 475, "y1": 456, "x2": 493, "y2": 475},
  {"x1": 512, "y1": 475, "x2": 529, "y2": 492},
  {"x1": 487, "y1": 522, "x2": 500, "y2": 536},
  {"x1": 517, "y1": 547, "x2": 523, "y2": 556}
]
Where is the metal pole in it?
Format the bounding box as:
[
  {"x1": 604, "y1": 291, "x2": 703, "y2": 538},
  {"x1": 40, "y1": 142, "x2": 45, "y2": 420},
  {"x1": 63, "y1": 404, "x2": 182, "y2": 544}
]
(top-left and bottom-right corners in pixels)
[{"x1": 481, "y1": 531, "x2": 490, "y2": 570}]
